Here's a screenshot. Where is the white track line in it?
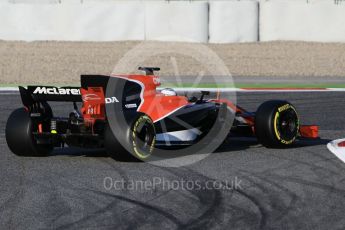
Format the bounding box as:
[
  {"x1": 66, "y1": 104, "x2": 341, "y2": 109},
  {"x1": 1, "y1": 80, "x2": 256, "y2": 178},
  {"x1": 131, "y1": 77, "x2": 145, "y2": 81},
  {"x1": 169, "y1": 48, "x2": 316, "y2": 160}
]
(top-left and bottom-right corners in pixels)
[
  {"x1": 327, "y1": 139, "x2": 345, "y2": 164},
  {"x1": 1, "y1": 87, "x2": 345, "y2": 94},
  {"x1": 167, "y1": 88, "x2": 345, "y2": 92},
  {"x1": 327, "y1": 88, "x2": 345, "y2": 92},
  {"x1": 0, "y1": 87, "x2": 18, "y2": 91}
]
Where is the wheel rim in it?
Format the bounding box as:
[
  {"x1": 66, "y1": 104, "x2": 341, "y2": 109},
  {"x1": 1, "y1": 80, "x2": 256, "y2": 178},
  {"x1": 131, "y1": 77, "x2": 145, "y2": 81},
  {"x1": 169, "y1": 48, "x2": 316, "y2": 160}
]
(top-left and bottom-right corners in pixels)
[
  {"x1": 275, "y1": 107, "x2": 299, "y2": 143},
  {"x1": 132, "y1": 117, "x2": 155, "y2": 159}
]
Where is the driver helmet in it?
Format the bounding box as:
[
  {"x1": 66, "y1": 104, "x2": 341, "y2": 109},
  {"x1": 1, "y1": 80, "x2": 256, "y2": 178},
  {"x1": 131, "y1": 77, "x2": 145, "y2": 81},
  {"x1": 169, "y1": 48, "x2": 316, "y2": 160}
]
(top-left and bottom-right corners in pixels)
[{"x1": 161, "y1": 88, "x2": 177, "y2": 96}]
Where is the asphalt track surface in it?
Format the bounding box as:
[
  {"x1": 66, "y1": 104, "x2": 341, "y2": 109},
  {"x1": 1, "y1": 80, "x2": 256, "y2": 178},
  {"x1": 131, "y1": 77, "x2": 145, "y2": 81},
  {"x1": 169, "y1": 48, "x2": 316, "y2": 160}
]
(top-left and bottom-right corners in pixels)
[{"x1": 1, "y1": 91, "x2": 345, "y2": 229}]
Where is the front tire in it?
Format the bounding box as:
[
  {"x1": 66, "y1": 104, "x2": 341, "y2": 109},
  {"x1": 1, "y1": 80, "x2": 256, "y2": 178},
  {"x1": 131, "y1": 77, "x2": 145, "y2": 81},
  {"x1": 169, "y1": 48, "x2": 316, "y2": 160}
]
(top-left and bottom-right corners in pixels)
[
  {"x1": 255, "y1": 101, "x2": 299, "y2": 148},
  {"x1": 5, "y1": 108, "x2": 53, "y2": 156}
]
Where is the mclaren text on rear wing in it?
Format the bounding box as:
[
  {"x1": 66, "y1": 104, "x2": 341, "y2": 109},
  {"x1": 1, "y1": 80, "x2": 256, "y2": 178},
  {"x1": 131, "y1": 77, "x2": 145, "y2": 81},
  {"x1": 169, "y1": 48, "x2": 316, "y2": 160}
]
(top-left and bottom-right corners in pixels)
[{"x1": 20, "y1": 86, "x2": 82, "y2": 106}]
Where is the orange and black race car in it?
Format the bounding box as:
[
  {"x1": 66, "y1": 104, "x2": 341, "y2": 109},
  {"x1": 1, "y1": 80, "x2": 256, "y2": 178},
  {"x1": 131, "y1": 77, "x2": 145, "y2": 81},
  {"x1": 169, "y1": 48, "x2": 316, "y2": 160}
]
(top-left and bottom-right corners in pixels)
[{"x1": 5, "y1": 67, "x2": 319, "y2": 161}]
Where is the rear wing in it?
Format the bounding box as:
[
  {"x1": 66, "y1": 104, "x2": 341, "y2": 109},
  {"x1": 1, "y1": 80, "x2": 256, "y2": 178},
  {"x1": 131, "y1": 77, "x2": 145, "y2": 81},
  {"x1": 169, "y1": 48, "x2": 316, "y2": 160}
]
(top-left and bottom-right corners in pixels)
[{"x1": 19, "y1": 86, "x2": 82, "y2": 108}]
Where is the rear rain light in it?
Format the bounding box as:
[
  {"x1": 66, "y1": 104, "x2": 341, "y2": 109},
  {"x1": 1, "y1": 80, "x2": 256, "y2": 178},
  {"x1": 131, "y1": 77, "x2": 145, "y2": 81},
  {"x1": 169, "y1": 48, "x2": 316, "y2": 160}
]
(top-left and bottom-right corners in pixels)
[{"x1": 38, "y1": 123, "x2": 43, "y2": 133}]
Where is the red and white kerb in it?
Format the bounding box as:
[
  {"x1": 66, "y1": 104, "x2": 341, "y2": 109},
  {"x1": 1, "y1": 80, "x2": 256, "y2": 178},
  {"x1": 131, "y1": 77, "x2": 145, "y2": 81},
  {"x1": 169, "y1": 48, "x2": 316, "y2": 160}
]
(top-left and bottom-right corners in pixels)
[{"x1": 327, "y1": 139, "x2": 345, "y2": 163}]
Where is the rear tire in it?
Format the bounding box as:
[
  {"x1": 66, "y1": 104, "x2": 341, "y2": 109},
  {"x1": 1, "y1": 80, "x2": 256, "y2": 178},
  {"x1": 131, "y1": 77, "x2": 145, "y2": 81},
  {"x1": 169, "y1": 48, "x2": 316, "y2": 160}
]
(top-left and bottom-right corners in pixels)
[
  {"x1": 104, "y1": 114, "x2": 156, "y2": 161},
  {"x1": 5, "y1": 108, "x2": 53, "y2": 156},
  {"x1": 255, "y1": 100, "x2": 299, "y2": 148},
  {"x1": 104, "y1": 124, "x2": 134, "y2": 161}
]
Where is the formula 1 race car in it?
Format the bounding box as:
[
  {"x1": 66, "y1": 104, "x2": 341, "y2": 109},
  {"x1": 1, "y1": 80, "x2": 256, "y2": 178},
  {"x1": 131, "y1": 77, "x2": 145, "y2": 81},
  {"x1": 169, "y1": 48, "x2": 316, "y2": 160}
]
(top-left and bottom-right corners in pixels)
[{"x1": 5, "y1": 67, "x2": 319, "y2": 161}]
